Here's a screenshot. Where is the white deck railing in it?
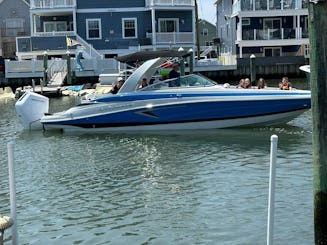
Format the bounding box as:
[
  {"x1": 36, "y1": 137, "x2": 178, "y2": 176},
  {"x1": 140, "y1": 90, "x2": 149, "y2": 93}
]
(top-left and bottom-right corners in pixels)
[
  {"x1": 34, "y1": 31, "x2": 75, "y2": 37},
  {"x1": 75, "y1": 34, "x2": 103, "y2": 60},
  {"x1": 146, "y1": 32, "x2": 193, "y2": 44},
  {"x1": 30, "y1": 0, "x2": 76, "y2": 9},
  {"x1": 5, "y1": 58, "x2": 119, "y2": 78},
  {"x1": 145, "y1": 0, "x2": 194, "y2": 6},
  {"x1": 5, "y1": 60, "x2": 44, "y2": 73}
]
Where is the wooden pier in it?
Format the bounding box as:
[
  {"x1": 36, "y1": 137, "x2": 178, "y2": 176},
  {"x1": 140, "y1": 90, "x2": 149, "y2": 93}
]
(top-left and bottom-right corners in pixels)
[{"x1": 15, "y1": 85, "x2": 63, "y2": 98}]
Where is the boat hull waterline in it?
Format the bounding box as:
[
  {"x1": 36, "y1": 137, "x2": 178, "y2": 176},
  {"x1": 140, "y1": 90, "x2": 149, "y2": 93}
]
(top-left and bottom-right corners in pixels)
[{"x1": 40, "y1": 97, "x2": 310, "y2": 132}]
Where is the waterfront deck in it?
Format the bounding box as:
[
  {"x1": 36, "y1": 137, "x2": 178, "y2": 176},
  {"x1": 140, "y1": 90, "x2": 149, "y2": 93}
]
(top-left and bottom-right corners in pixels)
[{"x1": 4, "y1": 56, "x2": 237, "y2": 80}]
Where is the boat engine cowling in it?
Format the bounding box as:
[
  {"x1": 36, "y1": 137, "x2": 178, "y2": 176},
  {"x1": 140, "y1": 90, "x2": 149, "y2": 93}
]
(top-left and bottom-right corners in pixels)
[{"x1": 15, "y1": 92, "x2": 49, "y2": 130}]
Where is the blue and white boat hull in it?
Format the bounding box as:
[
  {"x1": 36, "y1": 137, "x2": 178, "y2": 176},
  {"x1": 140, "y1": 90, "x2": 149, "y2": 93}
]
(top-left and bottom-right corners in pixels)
[
  {"x1": 40, "y1": 91, "x2": 310, "y2": 132},
  {"x1": 15, "y1": 57, "x2": 311, "y2": 133}
]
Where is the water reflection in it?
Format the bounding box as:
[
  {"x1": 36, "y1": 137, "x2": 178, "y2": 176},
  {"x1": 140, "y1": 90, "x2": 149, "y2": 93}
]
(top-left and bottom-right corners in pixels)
[{"x1": 0, "y1": 96, "x2": 313, "y2": 244}]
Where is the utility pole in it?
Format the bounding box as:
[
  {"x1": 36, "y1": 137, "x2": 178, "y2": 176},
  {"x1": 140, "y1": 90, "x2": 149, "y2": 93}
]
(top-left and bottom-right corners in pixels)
[
  {"x1": 43, "y1": 51, "x2": 48, "y2": 86},
  {"x1": 308, "y1": 1, "x2": 327, "y2": 244},
  {"x1": 195, "y1": 0, "x2": 201, "y2": 60}
]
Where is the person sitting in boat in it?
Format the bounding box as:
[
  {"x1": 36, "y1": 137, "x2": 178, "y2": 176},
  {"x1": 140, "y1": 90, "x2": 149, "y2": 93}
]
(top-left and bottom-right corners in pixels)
[
  {"x1": 110, "y1": 77, "x2": 124, "y2": 94},
  {"x1": 168, "y1": 64, "x2": 181, "y2": 87},
  {"x1": 279, "y1": 76, "x2": 292, "y2": 90},
  {"x1": 237, "y1": 78, "x2": 245, "y2": 88},
  {"x1": 242, "y1": 78, "x2": 251, "y2": 88},
  {"x1": 257, "y1": 78, "x2": 266, "y2": 89},
  {"x1": 139, "y1": 78, "x2": 148, "y2": 89}
]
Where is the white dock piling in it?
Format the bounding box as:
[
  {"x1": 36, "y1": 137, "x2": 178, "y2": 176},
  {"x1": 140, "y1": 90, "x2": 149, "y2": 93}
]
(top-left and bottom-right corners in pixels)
[
  {"x1": 7, "y1": 140, "x2": 18, "y2": 245},
  {"x1": 267, "y1": 135, "x2": 278, "y2": 245}
]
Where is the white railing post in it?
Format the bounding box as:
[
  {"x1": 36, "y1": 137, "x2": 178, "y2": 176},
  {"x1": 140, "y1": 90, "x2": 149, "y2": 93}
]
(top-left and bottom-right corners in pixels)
[
  {"x1": 7, "y1": 140, "x2": 18, "y2": 245},
  {"x1": 267, "y1": 135, "x2": 278, "y2": 245}
]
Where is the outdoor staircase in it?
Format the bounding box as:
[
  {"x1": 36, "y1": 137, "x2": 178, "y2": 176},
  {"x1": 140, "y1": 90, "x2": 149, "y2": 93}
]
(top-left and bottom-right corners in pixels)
[
  {"x1": 200, "y1": 46, "x2": 214, "y2": 57},
  {"x1": 76, "y1": 34, "x2": 103, "y2": 60}
]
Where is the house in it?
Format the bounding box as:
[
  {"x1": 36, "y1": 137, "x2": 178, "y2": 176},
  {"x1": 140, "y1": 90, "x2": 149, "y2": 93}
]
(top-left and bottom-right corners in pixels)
[
  {"x1": 16, "y1": 0, "x2": 196, "y2": 60},
  {"x1": 0, "y1": 0, "x2": 30, "y2": 58},
  {"x1": 216, "y1": 0, "x2": 309, "y2": 76},
  {"x1": 197, "y1": 19, "x2": 218, "y2": 58}
]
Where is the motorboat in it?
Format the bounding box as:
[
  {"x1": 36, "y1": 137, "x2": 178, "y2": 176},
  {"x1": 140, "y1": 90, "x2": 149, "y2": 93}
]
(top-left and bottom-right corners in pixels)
[{"x1": 16, "y1": 57, "x2": 311, "y2": 133}]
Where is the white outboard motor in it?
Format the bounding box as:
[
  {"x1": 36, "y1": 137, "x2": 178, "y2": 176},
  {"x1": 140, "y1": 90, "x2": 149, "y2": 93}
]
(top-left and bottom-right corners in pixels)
[{"x1": 15, "y1": 92, "x2": 49, "y2": 130}]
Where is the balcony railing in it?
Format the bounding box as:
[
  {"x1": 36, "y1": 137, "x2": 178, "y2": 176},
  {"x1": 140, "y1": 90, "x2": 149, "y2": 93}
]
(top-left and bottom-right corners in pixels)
[
  {"x1": 241, "y1": 28, "x2": 308, "y2": 41},
  {"x1": 145, "y1": 0, "x2": 194, "y2": 7},
  {"x1": 146, "y1": 32, "x2": 193, "y2": 44},
  {"x1": 34, "y1": 31, "x2": 75, "y2": 37},
  {"x1": 31, "y1": 0, "x2": 76, "y2": 9},
  {"x1": 233, "y1": 0, "x2": 307, "y2": 12}
]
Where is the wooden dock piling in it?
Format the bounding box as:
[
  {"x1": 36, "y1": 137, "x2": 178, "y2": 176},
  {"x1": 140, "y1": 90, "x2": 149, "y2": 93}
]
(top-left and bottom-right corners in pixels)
[{"x1": 308, "y1": 1, "x2": 327, "y2": 243}]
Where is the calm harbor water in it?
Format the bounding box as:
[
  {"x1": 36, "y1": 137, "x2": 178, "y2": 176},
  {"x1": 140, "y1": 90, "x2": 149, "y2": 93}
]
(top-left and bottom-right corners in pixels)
[{"x1": 0, "y1": 90, "x2": 313, "y2": 244}]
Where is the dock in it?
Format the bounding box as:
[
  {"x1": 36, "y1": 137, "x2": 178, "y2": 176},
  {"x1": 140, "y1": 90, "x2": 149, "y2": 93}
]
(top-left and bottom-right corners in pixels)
[{"x1": 15, "y1": 85, "x2": 63, "y2": 98}]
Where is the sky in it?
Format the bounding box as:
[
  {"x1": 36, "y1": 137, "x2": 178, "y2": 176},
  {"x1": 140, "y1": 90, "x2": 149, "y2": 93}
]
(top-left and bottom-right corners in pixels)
[{"x1": 198, "y1": 0, "x2": 216, "y2": 25}]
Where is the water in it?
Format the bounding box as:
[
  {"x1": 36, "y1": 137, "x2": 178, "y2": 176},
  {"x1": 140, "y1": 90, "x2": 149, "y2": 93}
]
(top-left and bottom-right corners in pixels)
[{"x1": 0, "y1": 95, "x2": 313, "y2": 244}]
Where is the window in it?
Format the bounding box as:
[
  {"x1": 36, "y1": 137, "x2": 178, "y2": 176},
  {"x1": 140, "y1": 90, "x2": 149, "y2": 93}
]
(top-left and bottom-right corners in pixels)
[
  {"x1": 201, "y1": 28, "x2": 208, "y2": 36},
  {"x1": 158, "y1": 18, "x2": 179, "y2": 32},
  {"x1": 86, "y1": 19, "x2": 101, "y2": 39},
  {"x1": 263, "y1": 18, "x2": 281, "y2": 39},
  {"x1": 122, "y1": 18, "x2": 137, "y2": 39},
  {"x1": 205, "y1": 41, "x2": 214, "y2": 46},
  {"x1": 264, "y1": 47, "x2": 281, "y2": 57},
  {"x1": 6, "y1": 18, "x2": 24, "y2": 36},
  {"x1": 44, "y1": 21, "x2": 67, "y2": 32},
  {"x1": 242, "y1": 18, "x2": 250, "y2": 26}
]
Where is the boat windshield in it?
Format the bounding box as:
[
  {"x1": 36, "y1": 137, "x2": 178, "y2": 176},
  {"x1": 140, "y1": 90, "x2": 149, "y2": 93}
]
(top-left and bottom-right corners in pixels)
[{"x1": 140, "y1": 74, "x2": 217, "y2": 91}]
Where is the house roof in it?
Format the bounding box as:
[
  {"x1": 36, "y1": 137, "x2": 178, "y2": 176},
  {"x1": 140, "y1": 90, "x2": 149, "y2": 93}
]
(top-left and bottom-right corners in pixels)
[
  {"x1": 199, "y1": 19, "x2": 216, "y2": 28},
  {"x1": 0, "y1": 0, "x2": 29, "y2": 6}
]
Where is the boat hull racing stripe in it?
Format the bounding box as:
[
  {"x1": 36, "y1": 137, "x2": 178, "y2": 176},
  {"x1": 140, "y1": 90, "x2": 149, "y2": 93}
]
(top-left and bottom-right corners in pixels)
[{"x1": 43, "y1": 107, "x2": 309, "y2": 129}]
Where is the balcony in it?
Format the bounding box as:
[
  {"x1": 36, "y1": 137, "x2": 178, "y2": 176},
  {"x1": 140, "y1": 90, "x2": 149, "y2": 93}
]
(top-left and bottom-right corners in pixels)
[
  {"x1": 146, "y1": 32, "x2": 193, "y2": 44},
  {"x1": 241, "y1": 28, "x2": 307, "y2": 41},
  {"x1": 233, "y1": 0, "x2": 307, "y2": 13},
  {"x1": 30, "y1": 0, "x2": 76, "y2": 9},
  {"x1": 145, "y1": 0, "x2": 194, "y2": 7}
]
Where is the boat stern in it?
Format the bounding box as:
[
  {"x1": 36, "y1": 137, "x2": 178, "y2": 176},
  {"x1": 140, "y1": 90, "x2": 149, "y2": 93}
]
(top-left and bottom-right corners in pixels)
[{"x1": 15, "y1": 92, "x2": 49, "y2": 130}]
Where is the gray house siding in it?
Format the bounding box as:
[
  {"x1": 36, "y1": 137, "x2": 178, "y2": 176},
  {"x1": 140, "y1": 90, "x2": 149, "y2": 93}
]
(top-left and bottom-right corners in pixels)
[
  {"x1": 198, "y1": 19, "x2": 217, "y2": 47},
  {"x1": 76, "y1": 11, "x2": 152, "y2": 50},
  {"x1": 77, "y1": 0, "x2": 145, "y2": 9},
  {"x1": 216, "y1": 0, "x2": 236, "y2": 54},
  {"x1": 76, "y1": 10, "x2": 192, "y2": 50},
  {"x1": 0, "y1": 0, "x2": 30, "y2": 57},
  {"x1": 15, "y1": 0, "x2": 195, "y2": 59},
  {"x1": 0, "y1": 0, "x2": 30, "y2": 34}
]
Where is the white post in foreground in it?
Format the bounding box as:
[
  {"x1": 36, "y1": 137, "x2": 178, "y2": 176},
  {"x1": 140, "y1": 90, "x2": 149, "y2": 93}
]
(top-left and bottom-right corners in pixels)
[
  {"x1": 267, "y1": 135, "x2": 278, "y2": 245},
  {"x1": 7, "y1": 140, "x2": 18, "y2": 245}
]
